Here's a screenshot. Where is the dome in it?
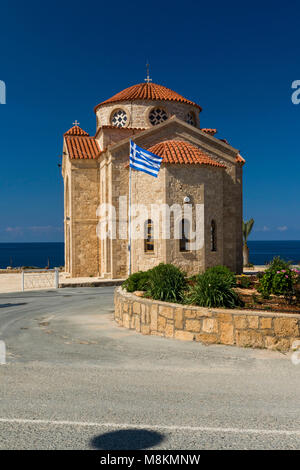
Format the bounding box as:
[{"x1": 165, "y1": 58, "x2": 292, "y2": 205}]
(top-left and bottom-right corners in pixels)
[
  {"x1": 94, "y1": 83, "x2": 202, "y2": 112},
  {"x1": 148, "y1": 140, "x2": 225, "y2": 168}
]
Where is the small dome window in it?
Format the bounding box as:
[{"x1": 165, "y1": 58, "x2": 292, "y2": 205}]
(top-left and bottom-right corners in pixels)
[
  {"x1": 149, "y1": 108, "x2": 168, "y2": 126},
  {"x1": 111, "y1": 109, "x2": 128, "y2": 127},
  {"x1": 186, "y1": 111, "x2": 196, "y2": 127}
]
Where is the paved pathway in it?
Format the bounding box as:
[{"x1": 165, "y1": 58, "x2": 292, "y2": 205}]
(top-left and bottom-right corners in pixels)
[{"x1": 0, "y1": 287, "x2": 300, "y2": 449}]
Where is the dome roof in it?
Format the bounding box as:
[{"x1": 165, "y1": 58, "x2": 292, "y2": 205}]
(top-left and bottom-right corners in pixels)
[
  {"x1": 94, "y1": 83, "x2": 202, "y2": 112},
  {"x1": 148, "y1": 140, "x2": 225, "y2": 167}
]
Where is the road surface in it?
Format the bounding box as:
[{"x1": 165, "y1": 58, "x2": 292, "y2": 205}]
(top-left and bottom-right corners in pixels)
[{"x1": 0, "y1": 287, "x2": 300, "y2": 450}]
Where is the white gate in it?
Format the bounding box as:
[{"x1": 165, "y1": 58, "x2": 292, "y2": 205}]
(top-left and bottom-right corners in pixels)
[{"x1": 21, "y1": 268, "x2": 59, "y2": 291}]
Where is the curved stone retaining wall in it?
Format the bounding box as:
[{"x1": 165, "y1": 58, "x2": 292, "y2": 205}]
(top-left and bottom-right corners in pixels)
[{"x1": 114, "y1": 287, "x2": 300, "y2": 352}]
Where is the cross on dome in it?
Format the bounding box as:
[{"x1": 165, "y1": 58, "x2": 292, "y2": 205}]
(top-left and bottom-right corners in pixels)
[
  {"x1": 144, "y1": 62, "x2": 152, "y2": 84},
  {"x1": 73, "y1": 120, "x2": 80, "y2": 126}
]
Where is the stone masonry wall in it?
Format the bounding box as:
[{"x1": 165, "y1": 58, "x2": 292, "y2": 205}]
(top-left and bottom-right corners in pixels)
[
  {"x1": 96, "y1": 100, "x2": 200, "y2": 131},
  {"x1": 115, "y1": 287, "x2": 300, "y2": 352},
  {"x1": 69, "y1": 160, "x2": 100, "y2": 277}
]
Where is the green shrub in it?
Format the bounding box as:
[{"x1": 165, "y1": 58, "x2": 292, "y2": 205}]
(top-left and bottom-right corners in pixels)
[
  {"x1": 257, "y1": 257, "x2": 299, "y2": 302},
  {"x1": 236, "y1": 275, "x2": 252, "y2": 289},
  {"x1": 266, "y1": 256, "x2": 290, "y2": 273},
  {"x1": 186, "y1": 271, "x2": 243, "y2": 308},
  {"x1": 122, "y1": 270, "x2": 151, "y2": 292},
  {"x1": 204, "y1": 265, "x2": 236, "y2": 287},
  {"x1": 146, "y1": 263, "x2": 186, "y2": 303}
]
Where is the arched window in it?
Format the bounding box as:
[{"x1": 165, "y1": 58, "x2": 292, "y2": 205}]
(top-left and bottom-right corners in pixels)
[
  {"x1": 179, "y1": 219, "x2": 190, "y2": 252},
  {"x1": 144, "y1": 219, "x2": 154, "y2": 252},
  {"x1": 211, "y1": 220, "x2": 217, "y2": 252},
  {"x1": 186, "y1": 111, "x2": 196, "y2": 127},
  {"x1": 149, "y1": 108, "x2": 168, "y2": 126},
  {"x1": 111, "y1": 108, "x2": 128, "y2": 127}
]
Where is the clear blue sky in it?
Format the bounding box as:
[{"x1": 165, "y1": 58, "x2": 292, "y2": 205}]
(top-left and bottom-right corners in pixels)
[{"x1": 0, "y1": 0, "x2": 299, "y2": 242}]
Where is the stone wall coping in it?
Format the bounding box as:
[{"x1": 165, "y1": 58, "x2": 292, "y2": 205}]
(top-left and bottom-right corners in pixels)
[
  {"x1": 117, "y1": 287, "x2": 300, "y2": 319},
  {"x1": 115, "y1": 287, "x2": 300, "y2": 351}
]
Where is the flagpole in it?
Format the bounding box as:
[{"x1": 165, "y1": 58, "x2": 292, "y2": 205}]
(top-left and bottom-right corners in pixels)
[{"x1": 128, "y1": 160, "x2": 132, "y2": 276}]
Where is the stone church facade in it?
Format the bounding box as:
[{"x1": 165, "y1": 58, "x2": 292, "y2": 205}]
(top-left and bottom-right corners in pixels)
[{"x1": 61, "y1": 81, "x2": 245, "y2": 278}]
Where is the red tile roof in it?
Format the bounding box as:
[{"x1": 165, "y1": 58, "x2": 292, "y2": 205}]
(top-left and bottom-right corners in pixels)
[
  {"x1": 65, "y1": 135, "x2": 101, "y2": 159},
  {"x1": 64, "y1": 125, "x2": 89, "y2": 136},
  {"x1": 94, "y1": 83, "x2": 202, "y2": 112},
  {"x1": 147, "y1": 140, "x2": 225, "y2": 168},
  {"x1": 236, "y1": 153, "x2": 246, "y2": 164},
  {"x1": 201, "y1": 128, "x2": 217, "y2": 136}
]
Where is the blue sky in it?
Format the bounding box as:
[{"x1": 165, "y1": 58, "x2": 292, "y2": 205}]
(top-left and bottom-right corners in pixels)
[{"x1": 0, "y1": 0, "x2": 299, "y2": 242}]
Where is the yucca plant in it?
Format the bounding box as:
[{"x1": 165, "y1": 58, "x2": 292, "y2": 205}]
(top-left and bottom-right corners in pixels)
[
  {"x1": 146, "y1": 263, "x2": 186, "y2": 303},
  {"x1": 122, "y1": 270, "x2": 151, "y2": 292},
  {"x1": 242, "y1": 218, "x2": 254, "y2": 267},
  {"x1": 186, "y1": 271, "x2": 243, "y2": 308}
]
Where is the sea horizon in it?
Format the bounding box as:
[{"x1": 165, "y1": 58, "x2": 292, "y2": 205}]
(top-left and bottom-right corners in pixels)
[{"x1": 0, "y1": 240, "x2": 300, "y2": 269}]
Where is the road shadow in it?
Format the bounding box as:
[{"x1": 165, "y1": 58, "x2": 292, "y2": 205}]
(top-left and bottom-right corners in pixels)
[
  {"x1": 90, "y1": 429, "x2": 164, "y2": 450},
  {"x1": 0, "y1": 303, "x2": 27, "y2": 308}
]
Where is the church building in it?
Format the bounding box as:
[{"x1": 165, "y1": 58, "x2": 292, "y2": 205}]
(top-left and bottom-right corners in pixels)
[{"x1": 61, "y1": 79, "x2": 245, "y2": 278}]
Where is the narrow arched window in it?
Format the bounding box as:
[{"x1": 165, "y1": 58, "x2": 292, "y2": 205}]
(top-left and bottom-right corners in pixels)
[
  {"x1": 180, "y1": 219, "x2": 190, "y2": 252},
  {"x1": 144, "y1": 219, "x2": 154, "y2": 252},
  {"x1": 211, "y1": 220, "x2": 217, "y2": 251}
]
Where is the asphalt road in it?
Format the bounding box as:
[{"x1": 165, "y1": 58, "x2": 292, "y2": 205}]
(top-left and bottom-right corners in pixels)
[{"x1": 0, "y1": 286, "x2": 300, "y2": 450}]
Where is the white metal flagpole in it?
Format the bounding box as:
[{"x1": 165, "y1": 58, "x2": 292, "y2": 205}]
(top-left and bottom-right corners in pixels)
[{"x1": 128, "y1": 154, "x2": 132, "y2": 276}]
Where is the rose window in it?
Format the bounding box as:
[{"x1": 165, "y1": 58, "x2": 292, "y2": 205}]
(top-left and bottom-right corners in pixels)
[
  {"x1": 186, "y1": 112, "x2": 196, "y2": 126},
  {"x1": 149, "y1": 108, "x2": 168, "y2": 126},
  {"x1": 111, "y1": 109, "x2": 128, "y2": 127}
]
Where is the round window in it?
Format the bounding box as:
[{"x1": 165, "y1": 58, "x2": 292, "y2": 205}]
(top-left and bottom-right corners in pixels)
[
  {"x1": 149, "y1": 108, "x2": 168, "y2": 126},
  {"x1": 111, "y1": 109, "x2": 128, "y2": 127},
  {"x1": 186, "y1": 111, "x2": 196, "y2": 126}
]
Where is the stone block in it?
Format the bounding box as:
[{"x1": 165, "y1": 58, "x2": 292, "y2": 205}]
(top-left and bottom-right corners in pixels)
[
  {"x1": 185, "y1": 319, "x2": 201, "y2": 333},
  {"x1": 219, "y1": 322, "x2": 234, "y2": 345},
  {"x1": 184, "y1": 309, "x2": 197, "y2": 319},
  {"x1": 141, "y1": 324, "x2": 150, "y2": 335},
  {"x1": 274, "y1": 318, "x2": 299, "y2": 337},
  {"x1": 123, "y1": 313, "x2": 130, "y2": 329},
  {"x1": 159, "y1": 306, "x2": 174, "y2": 319},
  {"x1": 135, "y1": 316, "x2": 141, "y2": 332},
  {"x1": 165, "y1": 323, "x2": 175, "y2": 338},
  {"x1": 264, "y1": 336, "x2": 291, "y2": 352},
  {"x1": 195, "y1": 333, "x2": 218, "y2": 344},
  {"x1": 174, "y1": 330, "x2": 194, "y2": 341},
  {"x1": 248, "y1": 315, "x2": 259, "y2": 329},
  {"x1": 233, "y1": 315, "x2": 247, "y2": 329},
  {"x1": 202, "y1": 318, "x2": 218, "y2": 333},
  {"x1": 158, "y1": 315, "x2": 167, "y2": 332},
  {"x1": 130, "y1": 316, "x2": 136, "y2": 329},
  {"x1": 133, "y1": 302, "x2": 141, "y2": 314},
  {"x1": 217, "y1": 313, "x2": 233, "y2": 322},
  {"x1": 236, "y1": 330, "x2": 264, "y2": 348},
  {"x1": 260, "y1": 317, "x2": 272, "y2": 329},
  {"x1": 150, "y1": 305, "x2": 158, "y2": 331},
  {"x1": 175, "y1": 308, "x2": 184, "y2": 329}
]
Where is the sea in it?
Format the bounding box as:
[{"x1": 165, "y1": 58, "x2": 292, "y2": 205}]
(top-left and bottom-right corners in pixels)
[{"x1": 0, "y1": 241, "x2": 300, "y2": 269}]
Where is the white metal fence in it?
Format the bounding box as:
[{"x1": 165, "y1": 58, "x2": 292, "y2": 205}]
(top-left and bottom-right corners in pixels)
[{"x1": 21, "y1": 268, "x2": 59, "y2": 291}]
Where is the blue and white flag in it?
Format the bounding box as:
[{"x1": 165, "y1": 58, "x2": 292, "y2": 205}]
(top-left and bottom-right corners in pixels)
[{"x1": 130, "y1": 140, "x2": 163, "y2": 177}]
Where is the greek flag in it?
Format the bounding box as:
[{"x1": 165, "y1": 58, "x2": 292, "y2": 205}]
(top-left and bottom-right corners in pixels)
[{"x1": 130, "y1": 140, "x2": 163, "y2": 177}]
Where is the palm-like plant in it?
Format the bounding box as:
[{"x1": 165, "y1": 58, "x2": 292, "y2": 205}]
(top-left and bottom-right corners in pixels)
[{"x1": 242, "y1": 218, "x2": 254, "y2": 267}]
